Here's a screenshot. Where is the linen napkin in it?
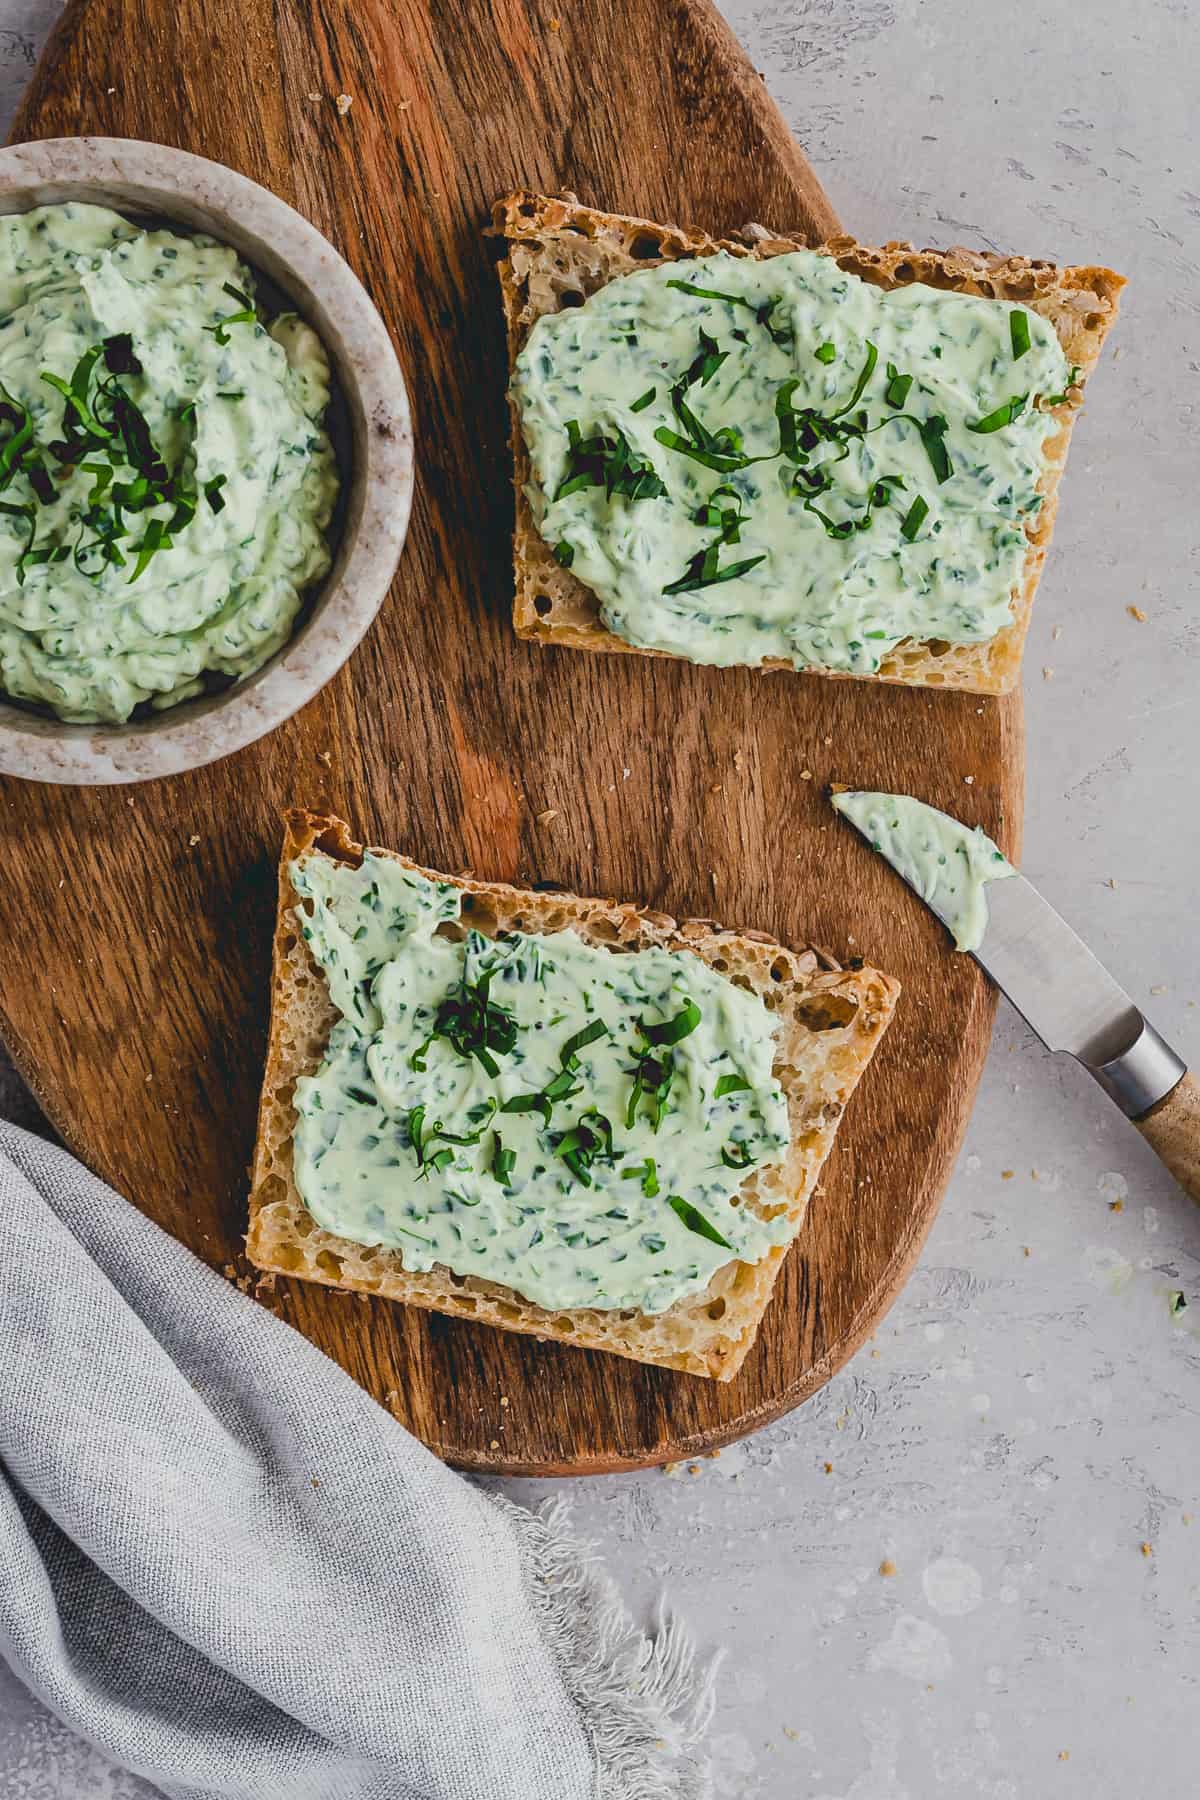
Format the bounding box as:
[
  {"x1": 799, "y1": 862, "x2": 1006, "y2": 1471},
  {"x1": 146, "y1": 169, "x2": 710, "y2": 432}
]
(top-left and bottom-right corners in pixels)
[{"x1": 0, "y1": 1120, "x2": 716, "y2": 1800}]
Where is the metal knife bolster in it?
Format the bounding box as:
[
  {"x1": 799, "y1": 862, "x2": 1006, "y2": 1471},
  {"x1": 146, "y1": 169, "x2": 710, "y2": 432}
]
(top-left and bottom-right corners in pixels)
[{"x1": 1089, "y1": 1018, "x2": 1187, "y2": 1120}]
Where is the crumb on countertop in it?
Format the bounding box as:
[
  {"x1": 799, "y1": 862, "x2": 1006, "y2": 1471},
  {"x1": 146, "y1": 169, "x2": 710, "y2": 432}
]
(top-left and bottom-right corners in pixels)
[
  {"x1": 1127, "y1": 604, "x2": 1148, "y2": 621},
  {"x1": 879, "y1": 1559, "x2": 897, "y2": 1577}
]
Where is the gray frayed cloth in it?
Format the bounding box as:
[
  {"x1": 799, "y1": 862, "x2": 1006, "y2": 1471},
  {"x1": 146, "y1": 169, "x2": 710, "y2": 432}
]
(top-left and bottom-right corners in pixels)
[{"x1": 0, "y1": 1122, "x2": 715, "y2": 1800}]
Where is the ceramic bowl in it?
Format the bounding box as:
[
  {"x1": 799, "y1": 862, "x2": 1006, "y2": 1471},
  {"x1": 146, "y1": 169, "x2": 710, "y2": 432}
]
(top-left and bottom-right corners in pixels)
[{"x1": 0, "y1": 137, "x2": 413, "y2": 784}]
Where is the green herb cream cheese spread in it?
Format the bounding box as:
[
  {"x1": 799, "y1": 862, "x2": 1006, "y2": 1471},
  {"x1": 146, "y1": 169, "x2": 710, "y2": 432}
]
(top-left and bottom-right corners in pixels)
[
  {"x1": 0, "y1": 203, "x2": 338, "y2": 722},
  {"x1": 291, "y1": 853, "x2": 793, "y2": 1314},
  {"x1": 512, "y1": 250, "x2": 1072, "y2": 673},
  {"x1": 832, "y1": 789, "x2": 1016, "y2": 952}
]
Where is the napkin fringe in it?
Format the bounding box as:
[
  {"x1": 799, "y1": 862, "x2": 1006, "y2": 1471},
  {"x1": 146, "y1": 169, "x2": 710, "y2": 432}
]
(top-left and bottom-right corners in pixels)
[{"x1": 493, "y1": 1494, "x2": 719, "y2": 1800}]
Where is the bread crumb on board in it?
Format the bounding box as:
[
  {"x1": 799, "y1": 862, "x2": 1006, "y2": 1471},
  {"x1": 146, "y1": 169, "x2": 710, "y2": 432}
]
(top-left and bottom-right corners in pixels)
[
  {"x1": 536, "y1": 808, "x2": 559, "y2": 826},
  {"x1": 335, "y1": 93, "x2": 354, "y2": 116}
]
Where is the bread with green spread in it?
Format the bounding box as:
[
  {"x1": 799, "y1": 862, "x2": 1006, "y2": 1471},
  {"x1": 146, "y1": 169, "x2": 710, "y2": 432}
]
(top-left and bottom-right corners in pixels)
[
  {"x1": 246, "y1": 810, "x2": 898, "y2": 1381},
  {"x1": 495, "y1": 191, "x2": 1123, "y2": 695}
]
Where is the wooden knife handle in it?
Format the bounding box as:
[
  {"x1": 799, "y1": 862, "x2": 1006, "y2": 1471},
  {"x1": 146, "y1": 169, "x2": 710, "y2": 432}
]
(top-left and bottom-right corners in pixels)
[{"x1": 1136, "y1": 1073, "x2": 1200, "y2": 1204}]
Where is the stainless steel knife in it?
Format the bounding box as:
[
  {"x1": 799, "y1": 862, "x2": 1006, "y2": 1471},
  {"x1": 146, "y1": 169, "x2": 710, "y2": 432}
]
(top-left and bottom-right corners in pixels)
[{"x1": 834, "y1": 797, "x2": 1200, "y2": 1203}]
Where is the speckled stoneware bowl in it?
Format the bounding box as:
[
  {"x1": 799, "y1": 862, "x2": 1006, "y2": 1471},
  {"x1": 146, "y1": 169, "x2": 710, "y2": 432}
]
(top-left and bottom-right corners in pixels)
[{"x1": 0, "y1": 138, "x2": 413, "y2": 785}]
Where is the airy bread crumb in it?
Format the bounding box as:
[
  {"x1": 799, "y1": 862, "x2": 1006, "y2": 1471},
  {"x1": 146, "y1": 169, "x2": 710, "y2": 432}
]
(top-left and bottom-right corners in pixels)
[
  {"x1": 246, "y1": 810, "x2": 899, "y2": 1380},
  {"x1": 494, "y1": 190, "x2": 1123, "y2": 697}
]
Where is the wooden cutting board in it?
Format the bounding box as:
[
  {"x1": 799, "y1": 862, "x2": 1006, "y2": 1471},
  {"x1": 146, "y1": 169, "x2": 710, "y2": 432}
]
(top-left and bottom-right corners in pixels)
[{"x1": 1, "y1": 0, "x2": 1016, "y2": 1473}]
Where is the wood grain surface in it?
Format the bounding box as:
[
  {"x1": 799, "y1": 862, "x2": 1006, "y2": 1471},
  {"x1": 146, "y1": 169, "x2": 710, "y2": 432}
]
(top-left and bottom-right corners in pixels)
[{"x1": 0, "y1": 0, "x2": 1016, "y2": 1473}]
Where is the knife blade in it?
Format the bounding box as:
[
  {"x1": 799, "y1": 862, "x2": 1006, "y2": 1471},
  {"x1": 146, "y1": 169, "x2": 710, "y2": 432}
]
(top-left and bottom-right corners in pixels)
[
  {"x1": 961, "y1": 872, "x2": 1181, "y2": 1104},
  {"x1": 832, "y1": 789, "x2": 1199, "y2": 1204}
]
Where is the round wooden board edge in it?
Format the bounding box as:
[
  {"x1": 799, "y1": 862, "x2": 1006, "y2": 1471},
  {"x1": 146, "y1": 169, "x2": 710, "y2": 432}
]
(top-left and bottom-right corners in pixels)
[{"x1": 0, "y1": 1, "x2": 1025, "y2": 1478}]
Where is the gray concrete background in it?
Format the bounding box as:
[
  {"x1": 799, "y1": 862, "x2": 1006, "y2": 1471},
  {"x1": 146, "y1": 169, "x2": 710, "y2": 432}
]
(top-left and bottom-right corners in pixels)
[{"x1": 1, "y1": 2, "x2": 1197, "y2": 1794}]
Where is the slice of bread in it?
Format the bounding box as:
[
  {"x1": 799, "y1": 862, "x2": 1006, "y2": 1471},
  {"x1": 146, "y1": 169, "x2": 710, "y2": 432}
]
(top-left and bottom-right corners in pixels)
[
  {"x1": 494, "y1": 191, "x2": 1124, "y2": 696},
  {"x1": 247, "y1": 811, "x2": 899, "y2": 1381}
]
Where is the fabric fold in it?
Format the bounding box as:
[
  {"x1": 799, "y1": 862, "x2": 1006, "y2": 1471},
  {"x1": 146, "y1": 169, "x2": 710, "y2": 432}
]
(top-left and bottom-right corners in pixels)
[{"x1": 0, "y1": 1122, "x2": 715, "y2": 1800}]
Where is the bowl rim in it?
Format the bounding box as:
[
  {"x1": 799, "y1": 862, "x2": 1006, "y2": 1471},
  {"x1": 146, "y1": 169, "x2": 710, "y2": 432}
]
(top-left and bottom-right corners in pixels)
[{"x1": 0, "y1": 136, "x2": 414, "y2": 786}]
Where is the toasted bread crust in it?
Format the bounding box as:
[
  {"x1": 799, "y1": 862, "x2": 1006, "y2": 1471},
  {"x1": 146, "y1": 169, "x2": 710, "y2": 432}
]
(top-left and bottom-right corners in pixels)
[
  {"x1": 247, "y1": 810, "x2": 899, "y2": 1381},
  {"x1": 494, "y1": 190, "x2": 1124, "y2": 696}
]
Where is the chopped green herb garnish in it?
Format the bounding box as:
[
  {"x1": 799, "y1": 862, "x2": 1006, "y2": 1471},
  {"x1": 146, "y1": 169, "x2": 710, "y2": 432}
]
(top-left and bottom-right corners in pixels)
[
  {"x1": 555, "y1": 1110, "x2": 616, "y2": 1187},
  {"x1": 560, "y1": 1018, "x2": 608, "y2": 1064},
  {"x1": 126, "y1": 516, "x2": 172, "y2": 584},
  {"x1": 714, "y1": 1072, "x2": 752, "y2": 1098},
  {"x1": 899, "y1": 494, "x2": 929, "y2": 541},
  {"x1": 630, "y1": 387, "x2": 657, "y2": 412},
  {"x1": 491, "y1": 1135, "x2": 517, "y2": 1187},
  {"x1": 204, "y1": 282, "x2": 258, "y2": 346},
  {"x1": 967, "y1": 394, "x2": 1028, "y2": 434},
  {"x1": 639, "y1": 998, "x2": 701, "y2": 1046},
  {"x1": 626, "y1": 1157, "x2": 659, "y2": 1197},
  {"x1": 835, "y1": 340, "x2": 879, "y2": 416},
  {"x1": 884, "y1": 362, "x2": 913, "y2": 408},
  {"x1": 664, "y1": 281, "x2": 792, "y2": 345},
  {"x1": 1009, "y1": 310, "x2": 1031, "y2": 360},
  {"x1": 897, "y1": 411, "x2": 952, "y2": 483},
  {"x1": 101, "y1": 333, "x2": 142, "y2": 377},
  {"x1": 720, "y1": 1142, "x2": 754, "y2": 1171},
  {"x1": 556, "y1": 418, "x2": 667, "y2": 502},
  {"x1": 625, "y1": 1045, "x2": 674, "y2": 1133},
  {"x1": 666, "y1": 1194, "x2": 731, "y2": 1248},
  {"x1": 500, "y1": 1089, "x2": 554, "y2": 1127},
  {"x1": 814, "y1": 341, "x2": 837, "y2": 364},
  {"x1": 663, "y1": 485, "x2": 766, "y2": 594},
  {"x1": 553, "y1": 539, "x2": 574, "y2": 567},
  {"x1": 429, "y1": 964, "x2": 519, "y2": 1077},
  {"x1": 1042, "y1": 365, "x2": 1081, "y2": 407}
]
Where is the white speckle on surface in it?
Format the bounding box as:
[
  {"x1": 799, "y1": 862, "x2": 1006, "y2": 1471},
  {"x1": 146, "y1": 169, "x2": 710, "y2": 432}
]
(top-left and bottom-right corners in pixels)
[
  {"x1": 710, "y1": 1729, "x2": 759, "y2": 1798},
  {"x1": 1097, "y1": 1171, "x2": 1130, "y2": 1204},
  {"x1": 870, "y1": 1615, "x2": 953, "y2": 1683},
  {"x1": 922, "y1": 1558, "x2": 984, "y2": 1616},
  {"x1": 1083, "y1": 1244, "x2": 1135, "y2": 1294}
]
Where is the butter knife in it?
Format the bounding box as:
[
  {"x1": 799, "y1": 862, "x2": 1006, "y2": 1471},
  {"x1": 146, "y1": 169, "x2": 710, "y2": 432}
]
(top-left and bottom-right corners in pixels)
[{"x1": 831, "y1": 789, "x2": 1200, "y2": 1204}]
